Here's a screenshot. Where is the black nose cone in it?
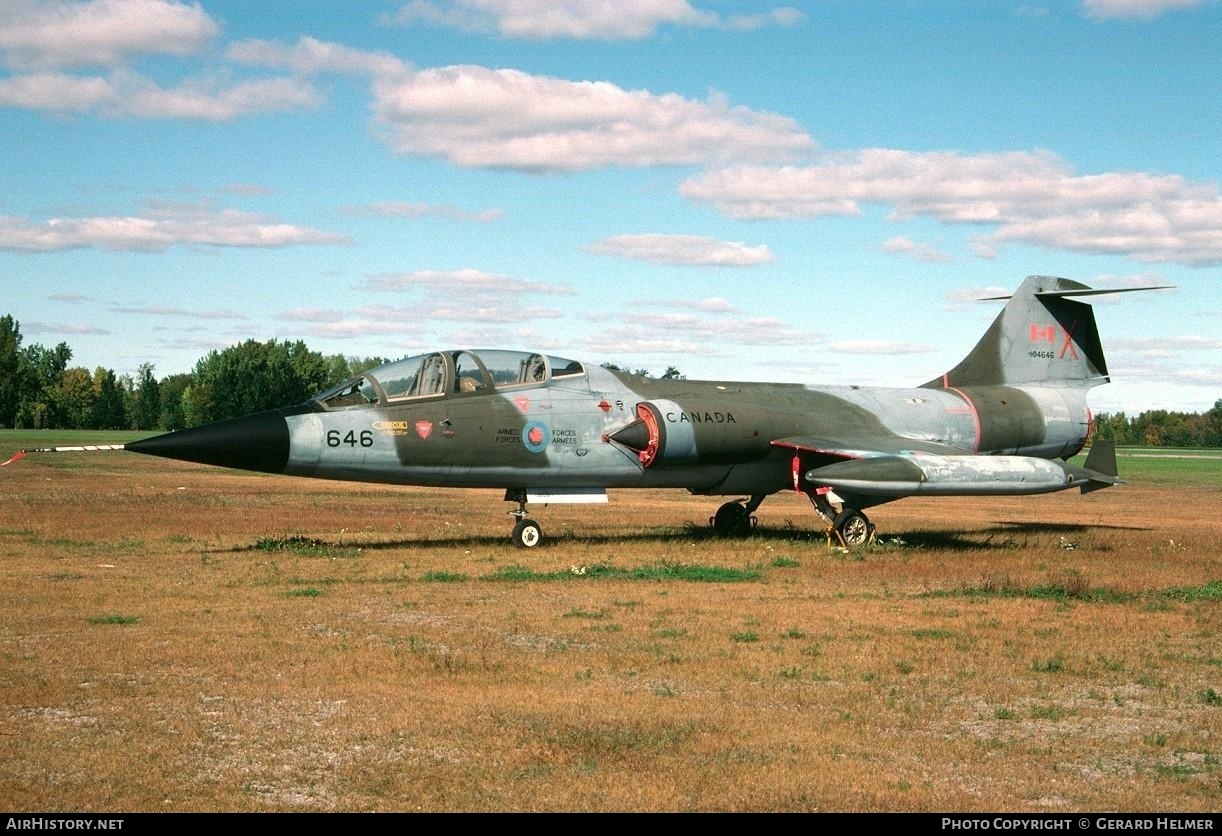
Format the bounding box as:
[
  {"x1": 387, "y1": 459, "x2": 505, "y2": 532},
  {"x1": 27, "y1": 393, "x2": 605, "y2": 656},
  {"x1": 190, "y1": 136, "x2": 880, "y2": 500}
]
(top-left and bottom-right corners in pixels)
[{"x1": 127, "y1": 409, "x2": 290, "y2": 474}]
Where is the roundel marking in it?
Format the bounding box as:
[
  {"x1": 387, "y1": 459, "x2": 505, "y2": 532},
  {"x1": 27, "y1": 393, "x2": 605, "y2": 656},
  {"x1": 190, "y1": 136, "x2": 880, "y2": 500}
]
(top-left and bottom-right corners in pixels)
[{"x1": 522, "y1": 421, "x2": 551, "y2": 453}]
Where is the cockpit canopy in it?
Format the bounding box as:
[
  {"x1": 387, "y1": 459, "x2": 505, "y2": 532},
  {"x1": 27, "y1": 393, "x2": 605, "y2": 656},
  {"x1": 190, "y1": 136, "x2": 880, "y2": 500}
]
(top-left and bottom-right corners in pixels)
[{"x1": 314, "y1": 349, "x2": 585, "y2": 410}]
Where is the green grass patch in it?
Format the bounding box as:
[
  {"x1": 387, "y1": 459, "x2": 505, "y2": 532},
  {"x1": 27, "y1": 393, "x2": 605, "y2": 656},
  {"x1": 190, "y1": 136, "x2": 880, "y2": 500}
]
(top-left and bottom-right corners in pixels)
[
  {"x1": 1030, "y1": 705, "x2": 1066, "y2": 721},
  {"x1": 770, "y1": 556, "x2": 800, "y2": 568},
  {"x1": 563, "y1": 608, "x2": 609, "y2": 619},
  {"x1": 482, "y1": 561, "x2": 760, "y2": 583},
  {"x1": 287, "y1": 587, "x2": 322, "y2": 597},
  {"x1": 1032, "y1": 656, "x2": 1065, "y2": 673},
  {"x1": 1200, "y1": 688, "x2": 1222, "y2": 707},
  {"x1": 912, "y1": 628, "x2": 955, "y2": 640},
  {"x1": 87, "y1": 614, "x2": 137, "y2": 625},
  {"x1": 653, "y1": 627, "x2": 688, "y2": 639},
  {"x1": 730, "y1": 631, "x2": 759, "y2": 643},
  {"x1": 1162, "y1": 580, "x2": 1222, "y2": 602},
  {"x1": 252, "y1": 535, "x2": 360, "y2": 558},
  {"x1": 420, "y1": 571, "x2": 469, "y2": 583}
]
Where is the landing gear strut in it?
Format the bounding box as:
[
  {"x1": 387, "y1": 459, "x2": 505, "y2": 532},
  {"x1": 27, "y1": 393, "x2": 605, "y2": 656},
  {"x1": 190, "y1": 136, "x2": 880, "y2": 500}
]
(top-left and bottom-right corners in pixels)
[
  {"x1": 807, "y1": 489, "x2": 875, "y2": 546},
  {"x1": 710, "y1": 494, "x2": 766, "y2": 536},
  {"x1": 505, "y1": 489, "x2": 542, "y2": 548}
]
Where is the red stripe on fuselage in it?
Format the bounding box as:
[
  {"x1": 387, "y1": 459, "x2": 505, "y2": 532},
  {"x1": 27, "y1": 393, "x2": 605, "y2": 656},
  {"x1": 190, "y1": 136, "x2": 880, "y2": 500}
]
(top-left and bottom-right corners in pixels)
[{"x1": 944, "y1": 386, "x2": 982, "y2": 453}]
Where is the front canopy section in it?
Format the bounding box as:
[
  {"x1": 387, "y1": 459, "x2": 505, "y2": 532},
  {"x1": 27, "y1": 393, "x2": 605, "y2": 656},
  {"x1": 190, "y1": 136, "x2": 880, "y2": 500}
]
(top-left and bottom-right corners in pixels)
[{"x1": 313, "y1": 349, "x2": 584, "y2": 410}]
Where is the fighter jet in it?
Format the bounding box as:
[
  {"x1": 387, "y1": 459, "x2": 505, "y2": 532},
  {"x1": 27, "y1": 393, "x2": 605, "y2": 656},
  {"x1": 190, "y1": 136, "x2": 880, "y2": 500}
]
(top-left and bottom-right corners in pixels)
[{"x1": 12, "y1": 276, "x2": 1158, "y2": 547}]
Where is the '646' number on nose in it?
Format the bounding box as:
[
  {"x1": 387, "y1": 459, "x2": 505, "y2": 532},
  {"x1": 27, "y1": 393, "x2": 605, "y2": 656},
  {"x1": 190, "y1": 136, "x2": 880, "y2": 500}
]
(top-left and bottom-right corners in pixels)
[{"x1": 327, "y1": 430, "x2": 374, "y2": 448}]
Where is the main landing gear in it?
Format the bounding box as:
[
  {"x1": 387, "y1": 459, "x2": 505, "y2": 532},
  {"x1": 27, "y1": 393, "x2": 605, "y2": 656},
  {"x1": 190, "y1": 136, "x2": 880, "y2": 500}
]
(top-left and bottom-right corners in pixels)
[
  {"x1": 709, "y1": 492, "x2": 875, "y2": 546},
  {"x1": 506, "y1": 489, "x2": 542, "y2": 548},
  {"x1": 710, "y1": 494, "x2": 767, "y2": 536},
  {"x1": 809, "y1": 490, "x2": 875, "y2": 547}
]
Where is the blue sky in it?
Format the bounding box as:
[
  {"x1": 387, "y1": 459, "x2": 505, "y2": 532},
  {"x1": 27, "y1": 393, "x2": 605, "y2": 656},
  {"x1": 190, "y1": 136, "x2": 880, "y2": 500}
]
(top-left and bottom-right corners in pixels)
[{"x1": 1, "y1": 0, "x2": 1219, "y2": 413}]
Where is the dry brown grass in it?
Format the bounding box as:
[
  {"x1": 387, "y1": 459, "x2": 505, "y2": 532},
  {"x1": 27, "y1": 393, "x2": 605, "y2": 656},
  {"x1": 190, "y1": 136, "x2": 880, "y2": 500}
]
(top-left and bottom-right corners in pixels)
[{"x1": 1, "y1": 446, "x2": 1218, "y2": 812}]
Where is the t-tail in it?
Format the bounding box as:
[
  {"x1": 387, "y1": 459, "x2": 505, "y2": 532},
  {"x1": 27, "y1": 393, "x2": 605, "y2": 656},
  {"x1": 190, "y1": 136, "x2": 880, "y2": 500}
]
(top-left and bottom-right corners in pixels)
[{"x1": 924, "y1": 275, "x2": 1168, "y2": 390}]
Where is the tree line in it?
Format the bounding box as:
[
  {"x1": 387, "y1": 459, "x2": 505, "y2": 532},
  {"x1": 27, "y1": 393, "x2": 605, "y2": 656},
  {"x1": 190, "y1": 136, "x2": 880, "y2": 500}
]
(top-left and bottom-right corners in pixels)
[
  {"x1": 1, "y1": 313, "x2": 1219, "y2": 445},
  {"x1": 0, "y1": 314, "x2": 383, "y2": 432}
]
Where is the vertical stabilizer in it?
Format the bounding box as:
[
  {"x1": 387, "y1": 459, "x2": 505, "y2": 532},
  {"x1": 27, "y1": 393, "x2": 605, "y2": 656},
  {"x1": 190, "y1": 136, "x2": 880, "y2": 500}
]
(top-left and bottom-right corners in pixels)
[{"x1": 924, "y1": 276, "x2": 1109, "y2": 389}]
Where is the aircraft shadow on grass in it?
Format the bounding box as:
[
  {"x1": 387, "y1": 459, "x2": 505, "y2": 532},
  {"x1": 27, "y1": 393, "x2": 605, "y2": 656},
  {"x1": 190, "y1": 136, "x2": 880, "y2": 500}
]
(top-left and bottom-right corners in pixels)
[{"x1": 229, "y1": 517, "x2": 1151, "y2": 556}]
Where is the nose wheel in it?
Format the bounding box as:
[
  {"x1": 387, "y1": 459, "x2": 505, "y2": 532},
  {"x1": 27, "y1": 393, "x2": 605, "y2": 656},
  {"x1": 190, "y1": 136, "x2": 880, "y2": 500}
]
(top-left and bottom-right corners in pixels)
[
  {"x1": 512, "y1": 518, "x2": 542, "y2": 548},
  {"x1": 505, "y1": 489, "x2": 543, "y2": 548}
]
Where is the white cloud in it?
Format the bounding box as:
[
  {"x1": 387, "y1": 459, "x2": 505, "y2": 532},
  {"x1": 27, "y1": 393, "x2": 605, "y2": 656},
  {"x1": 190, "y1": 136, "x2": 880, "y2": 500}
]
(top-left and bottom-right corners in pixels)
[
  {"x1": 589, "y1": 309, "x2": 811, "y2": 350},
  {"x1": 943, "y1": 285, "x2": 1015, "y2": 311},
  {"x1": 0, "y1": 0, "x2": 219, "y2": 70},
  {"x1": 588, "y1": 233, "x2": 773, "y2": 266},
  {"x1": 22, "y1": 320, "x2": 109, "y2": 335},
  {"x1": 226, "y1": 36, "x2": 410, "y2": 77},
  {"x1": 882, "y1": 235, "x2": 951, "y2": 263},
  {"x1": 371, "y1": 65, "x2": 813, "y2": 171},
  {"x1": 357, "y1": 268, "x2": 572, "y2": 296},
  {"x1": 389, "y1": 0, "x2": 800, "y2": 40},
  {"x1": 680, "y1": 149, "x2": 1222, "y2": 266},
  {"x1": 112, "y1": 305, "x2": 247, "y2": 320},
  {"x1": 339, "y1": 201, "x2": 504, "y2": 222},
  {"x1": 278, "y1": 307, "x2": 345, "y2": 323},
  {"x1": 1111, "y1": 335, "x2": 1222, "y2": 352},
  {"x1": 825, "y1": 339, "x2": 936, "y2": 355},
  {"x1": 1082, "y1": 0, "x2": 1205, "y2": 19},
  {"x1": 0, "y1": 207, "x2": 350, "y2": 252},
  {"x1": 0, "y1": 70, "x2": 321, "y2": 119}
]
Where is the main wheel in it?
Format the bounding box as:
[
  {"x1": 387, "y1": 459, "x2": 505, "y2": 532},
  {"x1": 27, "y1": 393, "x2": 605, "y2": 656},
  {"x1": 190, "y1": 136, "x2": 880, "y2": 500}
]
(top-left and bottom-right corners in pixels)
[
  {"x1": 512, "y1": 518, "x2": 542, "y2": 548},
  {"x1": 833, "y1": 509, "x2": 872, "y2": 547},
  {"x1": 712, "y1": 501, "x2": 752, "y2": 536}
]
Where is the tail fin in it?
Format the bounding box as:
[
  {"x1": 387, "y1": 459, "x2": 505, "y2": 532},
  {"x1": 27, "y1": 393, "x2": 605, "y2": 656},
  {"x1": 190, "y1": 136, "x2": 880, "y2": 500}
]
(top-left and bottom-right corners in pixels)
[{"x1": 924, "y1": 275, "x2": 1139, "y2": 389}]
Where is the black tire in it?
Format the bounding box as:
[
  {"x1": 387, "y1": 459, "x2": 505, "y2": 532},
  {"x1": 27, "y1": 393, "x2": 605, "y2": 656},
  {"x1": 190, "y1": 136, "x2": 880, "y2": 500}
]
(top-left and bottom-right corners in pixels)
[
  {"x1": 833, "y1": 509, "x2": 872, "y2": 547},
  {"x1": 512, "y1": 519, "x2": 542, "y2": 548},
  {"x1": 712, "y1": 501, "x2": 751, "y2": 536}
]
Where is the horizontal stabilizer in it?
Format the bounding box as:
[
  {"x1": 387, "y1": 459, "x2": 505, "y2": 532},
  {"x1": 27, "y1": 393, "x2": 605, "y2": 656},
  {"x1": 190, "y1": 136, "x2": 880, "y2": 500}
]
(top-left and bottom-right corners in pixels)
[{"x1": 1078, "y1": 438, "x2": 1122, "y2": 494}]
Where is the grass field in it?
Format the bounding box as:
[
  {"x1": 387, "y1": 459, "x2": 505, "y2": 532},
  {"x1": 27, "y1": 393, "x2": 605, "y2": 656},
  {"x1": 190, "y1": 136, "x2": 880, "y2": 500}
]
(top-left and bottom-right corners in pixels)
[{"x1": 1, "y1": 431, "x2": 1218, "y2": 812}]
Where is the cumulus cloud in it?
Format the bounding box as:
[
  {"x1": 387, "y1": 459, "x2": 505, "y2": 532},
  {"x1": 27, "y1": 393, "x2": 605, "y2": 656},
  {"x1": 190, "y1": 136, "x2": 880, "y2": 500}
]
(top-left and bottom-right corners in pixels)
[
  {"x1": 0, "y1": 206, "x2": 350, "y2": 252},
  {"x1": 587, "y1": 309, "x2": 810, "y2": 353},
  {"x1": 0, "y1": 0, "x2": 219, "y2": 70},
  {"x1": 22, "y1": 320, "x2": 109, "y2": 335},
  {"x1": 0, "y1": 70, "x2": 321, "y2": 119},
  {"x1": 112, "y1": 305, "x2": 247, "y2": 320},
  {"x1": 825, "y1": 339, "x2": 936, "y2": 355},
  {"x1": 371, "y1": 65, "x2": 814, "y2": 171},
  {"x1": 587, "y1": 233, "x2": 773, "y2": 266},
  {"x1": 356, "y1": 268, "x2": 572, "y2": 296},
  {"x1": 882, "y1": 235, "x2": 951, "y2": 263},
  {"x1": 1081, "y1": 0, "x2": 1205, "y2": 19},
  {"x1": 388, "y1": 0, "x2": 803, "y2": 40},
  {"x1": 339, "y1": 201, "x2": 504, "y2": 222},
  {"x1": 680, "y1": 149, "x2": 1222, "y2": 266},
  {"x1": 226, "y1": 36, "x2": 410, "y2": 77}
]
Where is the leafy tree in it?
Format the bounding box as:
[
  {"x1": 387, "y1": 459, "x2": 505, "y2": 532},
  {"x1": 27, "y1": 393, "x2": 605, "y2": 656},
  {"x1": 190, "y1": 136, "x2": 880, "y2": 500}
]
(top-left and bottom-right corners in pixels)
[
  {"x1": 90, "y1": 368, "x2": 127, "y2": 430},
  {"x1": 51, "y1": 367, "x2": 97, "y2": 428},
  {"x1": 187, "y1": 339, "x2": 332, "y2": 424},
  {"x1": 15, "y1": 341, "x2": 71, "y2": 428},
  {"x1": 0, "y1": 315, "x2": 23, "y2": 428},
  {"x1": 131, "y1": 363, "x2": 161, "y2": 430},
  {"x1": 158, "y1": 373, "x2": 192, "y2": 431}
]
